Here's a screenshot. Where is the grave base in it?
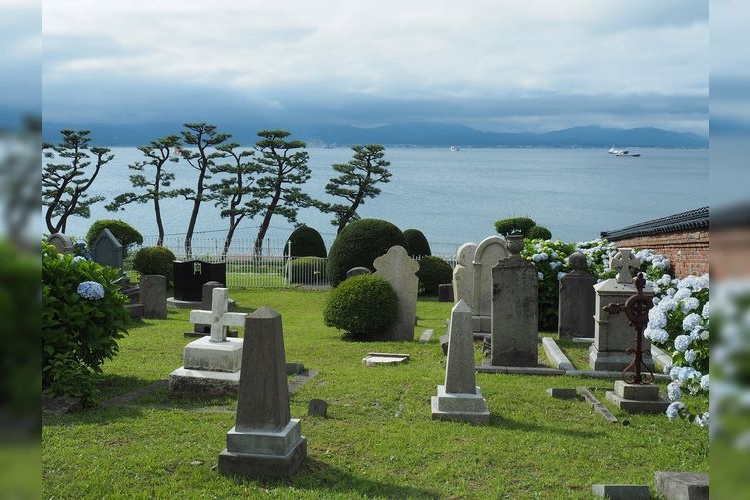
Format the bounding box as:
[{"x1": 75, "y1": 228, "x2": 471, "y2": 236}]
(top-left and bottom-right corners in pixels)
[
  {"x1": 183, "y1": 337, "x2": 243, "y2": 372},
  {"x1": 218, "y1": 420, "x2": 307, "y2": 479},
  {"x1": 168, "y1": 367, "x2": 240, "y2": 396},
  {"x1": 431, "y1": 385, "x2": 490, "y2": 425},
  {"x1": 605, "y1": 380, "x2": 670, "y2": 413},
  {"x1": 471, "y1": 315, "x2": 491, "y2": 335},
  {"x1": 362, "y1": 353, "x2": 409, "y2": 367},
  {"x1": 588, "y1": 346, "x2": 654, "y2": 372}
]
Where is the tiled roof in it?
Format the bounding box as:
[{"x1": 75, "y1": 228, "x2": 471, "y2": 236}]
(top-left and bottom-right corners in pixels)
[{"x1": 601, "y1": 207, "x2": 709, "y2": 241}]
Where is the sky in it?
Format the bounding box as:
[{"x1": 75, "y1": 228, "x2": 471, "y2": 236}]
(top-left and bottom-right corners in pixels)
[{"x1": 38, "y1": 0, "x2": 709, "y2": 135}]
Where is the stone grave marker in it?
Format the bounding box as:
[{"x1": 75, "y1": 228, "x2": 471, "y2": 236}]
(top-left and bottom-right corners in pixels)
[
  {"x1": 346, "y1": 266, "x2": 371, "y2": 279},
  {"x1": 140, "y1": 275, "x2": 167, "y2": 319},
  {"x1": 190, "y1": 281, "x2": 224, "y2": 335},
  {"x1": 471, "y1": 236, "x2": 509, "y2": 334},
  {"x1": 489, "y1": 235, "x2": 538, "y2": 367},
  {"x1": 452, "y1": 242, "x2": 476, "y2": 307},
  {"x1": 373, "y1": 245, "x2": 419, "y2": 341},
  {"x1": 173, "y1": 260, "x2": 226, "y2": 302},
  {"x1": 589, "y1": 249, "x2": 655, "y2": 371},
  {"x1": 218, "y1": 307, "x2": 307, "y2": 478},
  {"x1": 91, "y1": 228, "x2": 123, "y2": 271},
  {"x1": 557, "y1": 252, "x2": 597, "y2": 338},
  {"x1": 431, "y1": 300, "x2": 490, "y2": 424},
  {"x1": 189, "y1": 287, "x2": 246, "y2": 344},
  {"x1": 47, "y1": 233, "x2": 74, "y2": 254}
]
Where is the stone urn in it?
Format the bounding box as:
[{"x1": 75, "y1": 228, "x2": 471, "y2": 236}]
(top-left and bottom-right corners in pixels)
[{"x1": 507, "y1": 234, "x2": 524, "y2": 255}]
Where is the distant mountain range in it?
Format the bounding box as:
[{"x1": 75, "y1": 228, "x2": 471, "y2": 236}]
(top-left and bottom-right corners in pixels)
[{"x1": 42, "y1": 121, "x2": 708, "y2": 148}]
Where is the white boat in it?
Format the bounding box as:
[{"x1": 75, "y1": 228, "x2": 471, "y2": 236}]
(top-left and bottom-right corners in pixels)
[
  {"x1": 609, "y1": 146, "x2": 640, "y2": 157},
  {"x1": 450, "y1": 146, "x2": 460, "y2": 152}
]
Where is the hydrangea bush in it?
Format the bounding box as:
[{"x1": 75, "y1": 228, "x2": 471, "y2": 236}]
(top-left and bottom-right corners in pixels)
[
  {"x1": 646, "y1": 273, "x2": 710, "y2": 427},
  {"x1": 42, "y1": 241, "x2": 129, "y2": 405}
]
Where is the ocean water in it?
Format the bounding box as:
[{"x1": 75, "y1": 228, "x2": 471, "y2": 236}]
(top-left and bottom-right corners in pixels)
[{"x1": 53, "y1": 146, "x2": 708, "y2": 255}]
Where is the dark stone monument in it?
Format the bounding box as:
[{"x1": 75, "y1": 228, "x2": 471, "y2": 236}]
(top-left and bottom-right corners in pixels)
[
  {"x1": 557, "y1": 252, "x2": 597, "y2": 338},
  {"x1": 140, "y1": 275, "x2": 167, "y2": 319},
  {"x1": 173, "y1": 260, "x2": 226, "y2": 302},
  {"x1": 91, "y1": 228, "x2": 123, "y2": 271},
  {"x1": 218, "y1": 308, "x2": 307, "y2": 478},
  {"x1": 307, "y1": 399, "x2": 328, "y2": 418},
  {"x1": 438, "y1": 283, "x2": 454, "y2": 302}
]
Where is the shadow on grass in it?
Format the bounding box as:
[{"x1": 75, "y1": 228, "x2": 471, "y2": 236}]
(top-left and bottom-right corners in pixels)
[
  {"x1": 228, "y1": 457, "x2": 439, "y2": 498},
  {"x1": 98, "y1": 374, "x2": 158, "y2": 401},
  {"x1": 42, "y1": 404, "x2": 146, "y2": 427},
  {"x1": 489, "y1": 414, "x2": 604, "y2": 438}
]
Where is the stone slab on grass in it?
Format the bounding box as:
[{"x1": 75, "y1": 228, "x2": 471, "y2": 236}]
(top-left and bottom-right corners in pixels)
[
  {"x1": 592, "y1": 484, "x2": 650, "y2": 499},
  {"x1": 655, "y1": 471, "x2": 708, "y2": 500},
  {"x1": 546, "y1": 388, "x2": 578, "y2": 399},
  {"x1": 541, "y1": 336, "x2": 575, "y2": 371},
  {"x1": 477, "y1": 363, "x2": 565, "y2": 376},
  {"x1": 362, "y1": 353, "x2": 410, "y2": 367}
]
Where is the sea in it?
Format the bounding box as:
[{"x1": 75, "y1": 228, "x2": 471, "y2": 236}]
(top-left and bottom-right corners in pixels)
[{"x1": 53, "y1": 146, "x2": 708, "y2": 256}]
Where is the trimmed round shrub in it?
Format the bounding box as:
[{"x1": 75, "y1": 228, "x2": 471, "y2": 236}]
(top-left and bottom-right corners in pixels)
[
  {"x1": 326, "y1": 218, "x2": 405, "y2": 287},
  {"x1": 133, "y1": 246, "x2": 176, "y2": 286},
  {"x1": 323, "y1": 274, "x2": 398, "y2": 340},
  {"x1": 494, "y1": 217, "x2": 537, "y2": 237},
  {"x1": 42, "y1": 242, "x2": 129, "y2": 406},
  {"x1": 527, "y1": 225, "x2": 552, "y2": 240},
  {"x1": 288, "y1": 256, "x2": 327, "y2": 285},
  {"x1": 86, "y1": 219, "x2": 143, "y2": 257},
  {"x1": 403, "y1": 228, "x2": 431, "y2": 258},
  {"x1": 284, "y1": 225, "x2": 327, "y2": 258},
  {"x1": 416, "y1": 256, "x2": 453, "y2": 295}
]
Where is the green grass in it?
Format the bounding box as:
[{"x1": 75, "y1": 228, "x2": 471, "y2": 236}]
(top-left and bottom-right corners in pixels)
[{"x1": 43, "y1": 289, "x2": 708, "y2": 498}]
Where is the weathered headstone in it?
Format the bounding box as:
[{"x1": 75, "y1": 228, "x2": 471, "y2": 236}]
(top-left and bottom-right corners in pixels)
[
  {"x1": 489, "y1": 235, "x2": 538, "y2": 367},
  {"x1": 307, "y1": 399, "x2": 328, "y2": 418},
  {"x1": 589, "y1": 250, "x2": 655, "y2": 371},
  {"x1": 173, "y1": 260, "x2": 227, "y2": 302},
  {"x1": 140, "y1": 275, "x2": 167, "y2": 320},
  {"x1": 91, "y1": 228, "x2": 123, "y2": 271},
  {"x1": 373, "y1": 245, "x2": 419, "y2": 341},
  {"x1": 218, "y1": 307, "x2": 307, "y2": 478},
  {"x1": 346, "y1": 266, "x2": 371, "y2": 279},
  {"x1": 189, "y1": 288, "x2": 246, "y2": 344},
  {"x1": 471, "y1": 236, "x2": 510, "y2": 334},
  {"x1": 47, "y1": 233, "x2": 74, "y2": 254},
  {"x1": 431, "y1": 300, "x2": 490, "y2": 424},
  {"x1": 611, "y1": 248, "x2": 641, "y2": 284},
  {"x1": 558, "y1": 252, "x2": 597, "y2": 338},
  {"x1": 452, "y1": 242, "x2": 477, "y2": 307}
]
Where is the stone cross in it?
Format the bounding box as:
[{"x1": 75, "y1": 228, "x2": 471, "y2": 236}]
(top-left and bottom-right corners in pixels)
[
  {"x1": 189, "y1": 287, "x2": 246, "y2": 342},
  {"x1": 610, "y1": 249, "x2": 641, "y2": 284}
]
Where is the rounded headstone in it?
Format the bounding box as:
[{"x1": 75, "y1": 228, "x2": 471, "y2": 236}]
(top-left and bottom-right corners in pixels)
[
  {"x1": 568, "y1": 252, "x2": 587, "y2": 271},
  {"x1": 346, "y1": 266, "x2": 371, "y2": 279}
]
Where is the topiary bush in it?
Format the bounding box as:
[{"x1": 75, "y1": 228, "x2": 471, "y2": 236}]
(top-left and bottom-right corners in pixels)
[
  {"x1": 527, "y1": 225, "x2": 552, "y2": 240},
  {"x1": 133, "y1": 246, "x2": 176, "y2": 286},
  {"x1": 42, "y1": 242, "x2": 129, "y2": 406},
  {"x1": 494, "y1": 216, "x2": 537, "y2": 237},
  {"x1": 86, "y1": 219, "x2": 143, "y2": 258},
  {"x1": 284, "y1": 225, "x2": 327, "y2": 258},
  {"x1": 416, "y1": 256, "x2": 453, "y2": 296},
  {"x1": 326, "y1": 218, "x2": 405, "y2": 287},
  {"x1": 288, "y1": 256, "x2": 327, "y2": 285},
  {"x1": 403, "y1": 228, "x2": 431, "y2": 258},
  {"x1": 323, "y1": 274, "x2": 398, "y2": 340}
]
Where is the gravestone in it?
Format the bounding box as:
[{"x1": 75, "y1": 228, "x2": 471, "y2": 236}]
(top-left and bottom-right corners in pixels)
[
  {"x1": 173, "y1": 260, "x2": 226, "y2": 302},
  {"x1": 91, "y1": 228, "x2": 123, "y2": 271},
  {"x1": 47, "y1": 233, "x2": 74, "y2": 254},
  {"x1": 140, "y1": 275, "x2": 167, "y2": 319},
  {"x1": 431, "y1": 300, "x2": 490, "y2": 424},
  {"x1": 557, "y1": 252, "x2": 597, "y2": 338},
  {"x1": 589, "y1": 249, "x2": 655, "y2": 371},
  {"x1": 452, "y1": 242, "x2": 477, "y2": 307},
  {"x1": 373, "y1": 245, "x2": 420, "y2": 341},
  {"x1": 471, "y1": 236, "x2": 510, "y2": 334},
  {"x1": 489, "y1": 235, "x2": 538, "y2": 367},
  {"x1": 346, "y1": 266, "x2": 371, "y2": 279},
  {"x1": 437, "y1": 284, "x2": 453, "y2": 302},
  {"x1": 169, "y1": 288, "x2": 247, "y2": 395},
  {"x1": 191, "y1": 281, "x2": 224, "y2": 335},
  {"x1": 218, "y1": 307, "x2": 307, "y2": 478}
]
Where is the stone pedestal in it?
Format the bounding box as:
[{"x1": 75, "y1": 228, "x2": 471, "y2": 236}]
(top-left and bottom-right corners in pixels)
[
  {"x1": 589, "y1": 278, "x2": 654, "y2": 371},
  {"x1": 605, "y1": 380, "x2": 669, "y2": 413},
  {"x1": 183, "y1": 336, "x2": 243, "y2": 372},
  {"x1": 431, "y1": 385, "x2": 490, "y2": 424}
]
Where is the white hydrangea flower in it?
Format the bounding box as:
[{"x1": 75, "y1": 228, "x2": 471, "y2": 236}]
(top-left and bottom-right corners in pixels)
[
  {"x1": 700, "y1": 374, "x2": 709, "y2": 391},
  {"x1": 667, "y1": 381, "x2": 683, "y2": 401},
  {"x1": 648, "y1": 308, "x2": 668, "y2": 329},
  {"x1": 666, "y1": 402, "x2": 685, "y2": 420},
  {"x1": 702, "y1": 301, "x2": 710, "y2": 320},
  {"x1": 537, "y1": 272, "x2": 544, "y2": 280},
  {"x1": 557, "y1": 271, "x2": 567, "y2": 280},
  {"x1": 684, "y1": 349, "x2": 697, "y2": 363},
  {"x1": 682, "y1": 313, "x2": 702, "y2": 333},
  {"x1": 681, "y1": 297, "x2": 700, "y2": 314},
  {"x1": 674, "y1": 335, "x2": 692, "y2": 352}
]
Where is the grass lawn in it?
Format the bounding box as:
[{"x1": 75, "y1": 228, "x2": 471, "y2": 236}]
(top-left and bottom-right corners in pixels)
[{"x1": 43, "y1": 288, "x2": 708, "y2": 498}]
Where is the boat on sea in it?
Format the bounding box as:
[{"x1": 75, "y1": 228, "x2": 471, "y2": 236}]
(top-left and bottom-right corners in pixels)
[
  {"x1": 609, "y1": 146, "x2": 640, "y2": 157},
  {"x1": 450, "y1": 146, "x2": 460, "y2": 152}
]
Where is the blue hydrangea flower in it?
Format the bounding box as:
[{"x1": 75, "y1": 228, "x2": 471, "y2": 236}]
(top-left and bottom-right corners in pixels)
[
  {"x1": 537, "y1": 272, "x2": 544, "y2": 280},
  {"x1": 666, "y1": 402, "x2": 685, "y2": 420},
  {"x1": 667, "y1": 381, "x2": 682, "y2": 401},
  {"x1": 682, "y1": 313, "x2": 702, "y2": 333},
  {"x1": 77, "y1": 281, "x2": 105, "y2": 300},
  {"x1": 700, "y1": 374, "x2": 709, "y2": 391},
  {"x1": 684, "y1": 349, "x2": 697, "y2": 363},
  {"x1": 72, "y1": 255, "x2": 87, "y2": 264},
  {"x1": 674, "y1": 334, "x2": 692, "y2": 352}
]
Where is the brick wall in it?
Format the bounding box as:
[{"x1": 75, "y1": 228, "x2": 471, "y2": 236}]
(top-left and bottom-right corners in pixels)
[{"x1": 610, "y1": 230, "x2": 709, "y2": 278}]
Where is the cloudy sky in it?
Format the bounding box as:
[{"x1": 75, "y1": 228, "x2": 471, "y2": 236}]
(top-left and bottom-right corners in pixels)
[{"x1": 39, "y1": 0, "x2": 709, "y2": 135}]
